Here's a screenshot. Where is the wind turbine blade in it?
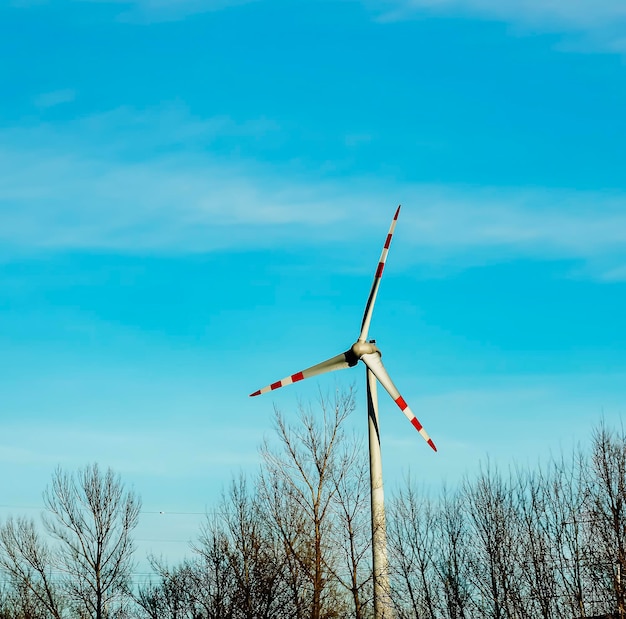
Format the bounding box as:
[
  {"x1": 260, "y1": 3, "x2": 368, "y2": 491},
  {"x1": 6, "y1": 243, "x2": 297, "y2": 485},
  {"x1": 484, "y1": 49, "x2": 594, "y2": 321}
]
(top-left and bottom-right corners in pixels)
[
  {"x1": 249, "y1": 351, "x2": 353, "y2": 397},
  {"x1": 361, "y1": 352, "x2": 437, "y2": 452},
  {"x1": 358, "y1": 205, "x2": 401, "y2": 343}
]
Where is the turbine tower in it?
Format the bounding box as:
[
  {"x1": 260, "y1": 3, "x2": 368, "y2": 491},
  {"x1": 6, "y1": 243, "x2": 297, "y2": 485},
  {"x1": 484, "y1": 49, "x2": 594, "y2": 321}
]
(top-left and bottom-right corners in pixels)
[{"x1": 250, "y1": 205, "x2": 436, "y2": 619}]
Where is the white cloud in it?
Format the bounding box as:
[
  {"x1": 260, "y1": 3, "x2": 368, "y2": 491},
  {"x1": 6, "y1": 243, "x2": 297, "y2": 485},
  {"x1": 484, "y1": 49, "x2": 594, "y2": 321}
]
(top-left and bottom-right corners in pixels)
[
  {"x1": 2, "y1": 105, "x2": 626, "y2": 280},
  {"x1": 4, "y1": 104, "x2": 278, "y2": 159},
  {"x1": 371, "y1": 0, "x2": 626, "y2": 52},
  {"x1": 381, "y1": 0, "x2": 626, "y2": 27},
  {"x1": 380, "y1": 372, "x2": 626, "y2": 486},
  {"x1": 34, "y1": 89, "x2": 76, "y2": 109},
  {"x1": 114, "y1": 0, "x2": 258, "y2": 23},
  {"x1": 0, "y1": 417, "x2": 262, "y2": 477},
  {"x1": 0, "y1": 148, "x2": 344, "y2": 252},
  {"x1": 400, "y1": 187, "x2": 626, "y2": 259},
  {"x1": 12, "y1": 0, "x2": 258, "y2": 21},
  {"x1": 599, "y1": 264, "x2": 626, "y2": 282}
]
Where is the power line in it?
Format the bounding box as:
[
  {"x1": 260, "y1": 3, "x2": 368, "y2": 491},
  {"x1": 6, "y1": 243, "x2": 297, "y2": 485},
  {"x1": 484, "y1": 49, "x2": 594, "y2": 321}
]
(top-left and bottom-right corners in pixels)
[
  {"x1": 0, "y1": 505, "x2": 215, "y2": 516},
  {"x1": 135, "y1": 534, "x2": 196, "y2": 545}
]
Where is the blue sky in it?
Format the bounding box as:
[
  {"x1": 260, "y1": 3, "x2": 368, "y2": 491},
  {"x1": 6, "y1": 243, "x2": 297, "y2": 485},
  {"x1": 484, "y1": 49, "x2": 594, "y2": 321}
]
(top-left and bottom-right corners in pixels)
[{"x1": 1, "y1": 0, "x2": 626, "y2": 571}]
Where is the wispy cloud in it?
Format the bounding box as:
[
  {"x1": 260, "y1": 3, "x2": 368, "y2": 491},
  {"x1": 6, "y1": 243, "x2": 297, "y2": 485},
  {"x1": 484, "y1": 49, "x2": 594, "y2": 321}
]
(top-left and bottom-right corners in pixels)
[
  {"x1": 5, "y1": 104, "x2": 279, "y2": 158},
  {"x1": 399, "y1": 187, "x2": 626, "y2": 263},
  {"x1": 34, "y1": 89, "x2": 76, "y2": 109},
  {"x1": 599, "y1": 264, "x2": 626, "y2": 282},
  {"x1": 115, "y1": 0, "x2": 258, "y2": 23},
  {"x1": 0, "y1": 148, "x2": 344, "y2": 252},
  {"x1": 12, "y1": 0, "x2": 258, "y2": 21},
  {"x1": 371, "y1": 0, "x2": 626, "y2": 52},
  {"x1": 376, "y1": 0, "x2": 626, "y2": 27},
  {"x1": 2, "y1": 104, "x2": 626, "y2": 279},
  {"x1": 380, "y1": 372, "x2": 626, "y2": 483},
  {"x1": 0, "y1": 417, "x2": 262, "y2": 477}
]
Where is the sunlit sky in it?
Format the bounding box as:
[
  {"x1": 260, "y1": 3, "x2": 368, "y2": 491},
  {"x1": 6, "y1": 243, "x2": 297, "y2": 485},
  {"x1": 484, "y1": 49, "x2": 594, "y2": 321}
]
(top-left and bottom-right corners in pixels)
[{"x1": 1, "y1": 0, "x2": 625, "y2": 572}]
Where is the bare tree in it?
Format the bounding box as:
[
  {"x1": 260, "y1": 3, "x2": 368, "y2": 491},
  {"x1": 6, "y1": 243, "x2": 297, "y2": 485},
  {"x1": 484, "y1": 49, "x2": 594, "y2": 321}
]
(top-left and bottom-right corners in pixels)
[
  {"x1": 215, "y1": 475, "x2": 289, "y2": 619},
  {"x1": 463, "y1": 464, "x2": 523, "y2": 619},
  {"x1": 0, "y1": 516, "x2": 65, "y2": 619},
  {"x1": 259, "y1": 461, "x2": 311, "y2": 619},
  {"x1": 513, "y1": 468, "x2": 559, "y2": 619},
  {"x1": 327, "y1": 436, "x2": 372, "y2": 619},
  {"x1": 0, "y1": 583, "x2": 12, "y2": 619},
  {"x1": 0, "y1": 576, "x2": 58, "y2": 619},
  {"x1": 587, "y1": 423, "x2": 626, "y2": 618},
  {"x1": 546, "y1": 449, "x2": 592, "y2": 618},
  {"x1": 435, "y1": 488, "x2": 472, "y2": 619},
  {"x1": 258, "y1": 388, "x2": 356, "y2": 619},
  {"x1": 136, "y1": 558, "x2": 192, "y2": 619},
  {"x1": 193, "y1": 520, "x2": 241, "y2": 619},
  {"x1": 42, "y1": 464, "x2": 141, "y2": 619},
  {"x1": 387, "y1": 481, "x2": 439, "y2": 619}
]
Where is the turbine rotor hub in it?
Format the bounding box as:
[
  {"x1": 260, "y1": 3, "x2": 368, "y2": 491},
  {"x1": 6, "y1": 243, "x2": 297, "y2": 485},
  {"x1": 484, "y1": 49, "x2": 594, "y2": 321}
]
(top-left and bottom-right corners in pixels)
[{"x1": 351, "y1": 340, "x2": 380, "y2": 359}]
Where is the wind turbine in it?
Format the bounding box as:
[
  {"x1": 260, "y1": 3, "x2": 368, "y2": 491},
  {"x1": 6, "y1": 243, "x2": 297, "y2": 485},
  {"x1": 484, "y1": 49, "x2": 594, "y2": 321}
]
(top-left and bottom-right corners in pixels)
[{"x1": 250, "y1": 205, "x2": 436, "y2": 619}]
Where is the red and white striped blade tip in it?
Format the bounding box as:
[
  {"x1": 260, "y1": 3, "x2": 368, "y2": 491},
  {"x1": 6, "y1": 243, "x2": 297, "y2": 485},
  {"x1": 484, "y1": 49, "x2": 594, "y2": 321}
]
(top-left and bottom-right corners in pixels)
[
  {"x1": 394, "y1": 394, "x2": 437, "y2": 452},
  {"x1": 408, "y1": 416, "x2": 437, "y2": 452},
  {"x1": 250, "y1": 352, "x2": 351, "y2": 397},
  {"x1": 249, "y1": 369, "x2": 305, "y2": 397}
]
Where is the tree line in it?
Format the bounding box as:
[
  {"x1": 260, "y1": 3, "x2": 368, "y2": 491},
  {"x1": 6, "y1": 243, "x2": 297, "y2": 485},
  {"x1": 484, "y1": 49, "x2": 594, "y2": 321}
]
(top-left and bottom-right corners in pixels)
[{"x1": 0, "y1": 389, "x2": 624, "y2": 619}]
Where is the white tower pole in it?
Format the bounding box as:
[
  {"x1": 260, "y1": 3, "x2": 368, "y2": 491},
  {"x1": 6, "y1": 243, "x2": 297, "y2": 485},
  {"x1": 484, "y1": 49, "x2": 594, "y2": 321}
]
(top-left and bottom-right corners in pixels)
[{"x1": 367, "y1": 366, "x2": 393, "y2": 619}]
